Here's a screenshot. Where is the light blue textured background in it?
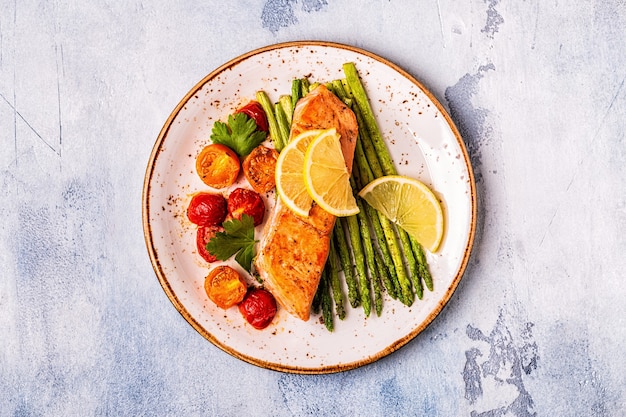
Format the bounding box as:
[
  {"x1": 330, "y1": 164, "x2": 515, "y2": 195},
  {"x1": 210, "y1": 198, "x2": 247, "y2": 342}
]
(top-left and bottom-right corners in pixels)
[{"x1": 1, "y1": 1, "x2": 625, "y2": 416}]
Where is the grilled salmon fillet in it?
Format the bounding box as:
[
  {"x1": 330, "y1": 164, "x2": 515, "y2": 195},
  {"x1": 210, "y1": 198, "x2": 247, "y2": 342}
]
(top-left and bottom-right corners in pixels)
[{"x1": 255, "y1": 85, "x2": 358, "y2": 321}]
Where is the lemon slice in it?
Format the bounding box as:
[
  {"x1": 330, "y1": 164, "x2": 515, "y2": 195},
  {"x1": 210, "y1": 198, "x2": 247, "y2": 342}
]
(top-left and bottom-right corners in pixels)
[
  {"x1": 275, "y1": 129, "x2": 324, "y2": 216},
  {"x1": 358, "y1": 175, "x2": 444, "y2": 252},
  {"x1": 303, "y1": 128, "x2": 359, "y2": 217}
]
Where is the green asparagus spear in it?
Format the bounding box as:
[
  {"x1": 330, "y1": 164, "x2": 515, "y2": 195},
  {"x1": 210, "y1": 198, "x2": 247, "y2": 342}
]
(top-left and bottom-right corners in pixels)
[
  {"x1": 279, "y1": 95, "x2": 293, "y2": 125},
  {"x1": 331, "y1": 79, "x2": 348, "y2": 97},
  {"x1": 355, "y1": 193, "x2": 384, "y2": 316},
  {"x1": 343, "y1": 62, "x2": 395, "y2": 175},
  {"x1": 345, "y1": 214, "x2": 371, "y2": 317},
  {"x1": 373, "y1": 248, "x2": 395, "y2": 300},
  {"x1": 300, "y1": 78, "x2": 310, "y2": 97},
  {"x1": 353, "y1": 104, "x2": 385, "y2": 178},
  {"x1": 312, "y1": 277, "x2": 322, "y2": 315},
  {"x1": 410, "y1": 236, "x2": 434, "y2": 291},
  {"x1": 291, "y1": 78, "x2": 302, "y2": 112},
  {"x1": 397, "y1": 223, "x2": 423, "y2": 299},
  {"x1": 274, "y1": 103, "x2": 291, "y2": 149},
  {"x1": 320, "y1": 267, "x2": 334, "y2": 331},
  {"x1": 256, "y1": 90, "x2": 284, "y2": 151},
  {"x1": 371, "y1": 255, "x2": 385, "y2": 316},
  {"x1": 353, "y1": 183, "x2": 379, "y2": 317},
  {"x1": 333, "y1": 221, "x2": 361, "y2": 307},
  {"x1": 328, "y1": 239, "x2": 346, "y2": 320}
]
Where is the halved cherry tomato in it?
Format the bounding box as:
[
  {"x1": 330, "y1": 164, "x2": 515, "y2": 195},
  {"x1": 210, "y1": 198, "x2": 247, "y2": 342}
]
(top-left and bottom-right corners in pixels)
[
  {"x1": 204, "y1": 265, "x2": 248, "y2": 309},
  {"x1": 227, "y1": 188, "x2": 266, "y2": 226},
  {"x1": 187, "y1": 192, "x2": 227, "y2": 226},
  {"x1": 238, "y1": 288, "x2": 277, "y2": 329},
  {"x1": 242, "y1": 145, "x2": 279, "y2": 194},
  {"x1": 236, "y1": 101, "x2": 268, "y2": 133},
  {"x1": 195, "y1": 143, "x2": 240, "y2": 189},
  {"x1": 196, "y1": 225, "x2": 222, "y2": 263}
]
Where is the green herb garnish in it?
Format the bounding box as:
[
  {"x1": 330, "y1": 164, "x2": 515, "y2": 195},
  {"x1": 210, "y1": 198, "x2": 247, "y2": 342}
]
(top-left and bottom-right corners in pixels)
[
  {"x1": 210, "y1": 112, "x2": 266, "y2": 156},
  {"x1": 206, "y1": 214, "x2": 257, "y2": 272}
]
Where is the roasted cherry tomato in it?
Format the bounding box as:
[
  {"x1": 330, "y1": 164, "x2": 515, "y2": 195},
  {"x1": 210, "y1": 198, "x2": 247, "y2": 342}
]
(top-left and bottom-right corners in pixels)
[
  {"x1": 187, "y1": 192, "x2": 227, "y2": 227},
  {"x1": 236, "y1": 101, "x2": 268, "y2": 133},
  {"x1": 238, "y1": 288, "x2": 277, "y2": 330},
  {"x1": 227, "y1": 188, "x2": 266, "y2": 226},
  {"x1": 242, "y1": 145, "x2": 279, "y2": 194},
  {"x1": 195, "y1": 143, "x2": 240, "y2": 189},
  {"x1": 204, "y1": 265, "x2": 247, "y2": 309},
  {"x1": 196, "y1": 225, "x2": 222, "y2": 263}
]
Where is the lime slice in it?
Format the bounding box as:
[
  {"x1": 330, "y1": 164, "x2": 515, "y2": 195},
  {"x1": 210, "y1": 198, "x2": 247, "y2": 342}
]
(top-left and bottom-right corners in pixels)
[
  {"x1": 303, "y1": 128, "x2": 359, "y2": 217},
  {"x1": 358, "y1": 175, "x2": 444, "y2": 252},
  {"x1": 275, "y1": 129, "x2": 323, "y2": 216}
]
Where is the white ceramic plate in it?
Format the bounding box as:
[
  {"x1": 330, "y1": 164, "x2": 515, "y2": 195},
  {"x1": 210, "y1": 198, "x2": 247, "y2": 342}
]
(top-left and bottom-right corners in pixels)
[{"x1": 143, "y1": 41, "x2": 476, "y2": 374}]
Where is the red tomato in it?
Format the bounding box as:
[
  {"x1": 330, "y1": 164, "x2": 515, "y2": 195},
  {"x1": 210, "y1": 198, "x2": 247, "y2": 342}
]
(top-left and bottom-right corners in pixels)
[
  {"x1": 187, "y1": 193, "x2": 227, "y2": 226},
  {"x1": 238, "y1": 288, "x2": 277, "y2": 329},
  {"x1": 196, "y1": 225, "x2": 222, "y2": 263},
  {"x1": 195, "y1": 143, "x2": 241, "y2": 189},
  {"x1": 227, "y1": 188, "x2": 266, "y2": 226},
  {"x1": 236, "y1": 101, "x2": 268, "y2": 133}
]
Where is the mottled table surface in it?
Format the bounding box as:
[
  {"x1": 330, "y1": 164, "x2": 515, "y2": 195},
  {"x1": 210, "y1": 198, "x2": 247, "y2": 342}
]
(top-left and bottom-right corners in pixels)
[{"x1": 1, "y1": 1, "x2": 625, "y2": 416}]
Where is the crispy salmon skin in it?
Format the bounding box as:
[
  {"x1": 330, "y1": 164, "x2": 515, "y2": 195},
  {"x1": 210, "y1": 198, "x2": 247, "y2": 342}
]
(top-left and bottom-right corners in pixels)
[{"x1": 255, "y1": 85, "x2": 358, "y2": 320}]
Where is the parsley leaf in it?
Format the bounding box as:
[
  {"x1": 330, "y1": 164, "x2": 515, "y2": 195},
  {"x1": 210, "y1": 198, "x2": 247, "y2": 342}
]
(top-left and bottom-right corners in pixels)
[
  {"x1": 210, "y1": 112, "x2": 267, "y2": 157},
  {"x1": 206, "y1": 214, "x2": 257, "y2": 272}
]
